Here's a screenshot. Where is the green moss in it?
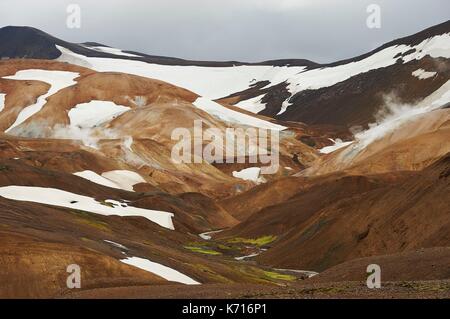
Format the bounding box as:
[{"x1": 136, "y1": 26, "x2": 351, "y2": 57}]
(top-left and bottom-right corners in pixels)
[
  {"x1": 262, "y1": 270, "x2": 296, "y2": 281},
  {"x1": 99, "y1": 200, "x2": 115, "y2": 208},
  {"x1": 228, "y1": 265, "x2": 298, "y2": 284},
  {"x1": 227, "y1": 235, "x2": 277, "y2": 246},
  {"x1": 217, "y1": 244, "x2": 233, "y2": 250},
  {"x1": 71, "y1": 210, "x2": 111, "y2": 232},
  {"x1": 77, "y1": 218, "x2": 111, "y2": 232},
  {"x1": 191, "y1": 263, "x2": 232, "y2": 283},
  {"x1": 184, "y1": 246, "x2": 222, "y2": 255}
]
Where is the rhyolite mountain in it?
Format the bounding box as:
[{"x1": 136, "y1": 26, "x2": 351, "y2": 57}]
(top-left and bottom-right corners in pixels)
[{"x1": 1, "y1": 21, "x2": 449, "y2": 128}]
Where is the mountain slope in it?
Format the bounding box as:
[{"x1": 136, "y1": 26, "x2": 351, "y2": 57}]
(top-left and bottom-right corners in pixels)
[
  {"x1": 220, "y1": 153, "x2": 450, "y2": 271},
  {"x1": 224, "y1": 20, "x2": 450, "y2": 126}
]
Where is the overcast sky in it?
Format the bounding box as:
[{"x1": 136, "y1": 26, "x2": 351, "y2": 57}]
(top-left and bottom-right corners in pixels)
[{"x1": 0, "y1": 0, "x2": 449, "y2": 63}]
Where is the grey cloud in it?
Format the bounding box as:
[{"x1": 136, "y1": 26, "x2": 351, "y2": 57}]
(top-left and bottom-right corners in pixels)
[{"x1": 0, "y1": 0, "x2": 449, "y2": 63}]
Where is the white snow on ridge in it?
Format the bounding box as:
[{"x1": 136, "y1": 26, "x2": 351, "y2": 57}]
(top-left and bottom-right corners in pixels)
[
  {"x1": 120, "y1": 256, "x2": 200, "y2": 285},
  {"x1": 199, "y1": 229, "x2": 224, "y2": 240},
  {"x1": 193, "y1": 97, "x2": 286, "y2": 131},
  {"x1": 68, "y1": 100, "x2": 130, "y2": 128},
  {"x1": 56, "y1": 45, "x2": 304, "y2": 100},
  {"x1": 55, "y1": 33, "x2": 450, "y2": 117},
  {"x1": 101, "y1": 170, "x2": 147, "y2": 192},
  {"x1": 278, "y1": 33, "x2": 450, "y2": 114},
  {"x1": 74, "y1": 170, "x2": 144, "y2": 192},
  {"x1": 412, "y1": 68, "x2": 437, "y2": 80},
  {"x1": 232, "y1": 167, "x2": 265, "y2": 183},
  {"x1": 235, "y1": 95, "x2": 267, "y2": 114},
  {"x1": 3, "y1": 70, "x2": 79, "y2": 132},
  {"x1": 85, "y1": 45, "x2": 142, "y2": 58},
  {"x1": 343, "y1": 80, "x2": 450, "y2": 155},
  {"x1": 0, "y1": 93, "x2": 6, "y2": 113},
  {"x1": 234, "y1": 252, "x2": 260, "y2": 261},
  {"x1": 0, "y1": 186, "x2": 174, "y2": 230},
  {"x1": 104, "y1": 240, "x2": 128, "y2": 250},
  {"x1": 73, "y1": 170, "x2": 122, "y2": 190},
  {"x1": 319, "y1": 139, "x2": 354, "y2": 154}
]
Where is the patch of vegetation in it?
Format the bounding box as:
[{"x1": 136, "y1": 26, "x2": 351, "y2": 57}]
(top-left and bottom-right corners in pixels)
[
  {"x1": 191, "y1": 263, "x2": 232, "y2": 284},
  {"x1": 184, "y1": 246, "x2": 222, "y2": 255},
  {"x1": 262, "y1": 270, "x2": 296, "y2": 281},
  {"x1": 99, "y1": 200, "x2": 115, "y2": 208},
  {"x1": 0, "y1": 165, "x2": 10, "y2": 171},
  {"x1": 71, "y1": 210, "x2": 111, "y2": 232},
  {"x1": 227, "y1": 235, "x2": 277, "y2": 247},
  {"x1": 217, "y1": 244, "x2": 234, "y2": 250},
  {"x1": 77, "y1": 218, "x2": 111, "y2": 232},
  {"x1": 229, "y1": 265, "x2": 297, "y2": 285}
]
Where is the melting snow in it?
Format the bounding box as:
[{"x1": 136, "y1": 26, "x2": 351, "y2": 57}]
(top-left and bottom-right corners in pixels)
[
  {"x1": 199, "y1": 229, "x2": 224, "y2": 240},
  {"x1": 0, "y1": 186, "x2": 174, "y2": 230},
  {"x1": 120, "y1": 256, "x2": 200, "y2": 285},
  {"x1": 69, "y1": 100, "x2": 130, "y2": 128},
  {"x1": 278, "y1": 33, "x2": 450, "y2": 114},
  {"x1": 0, "y1": 93, "x2": 6, "y2": 113},
  {"x1": 3, "y1": 70, "x2": 79, "y2": 132},
  {"x1": 56, "y1": 45, "x2": 304, "y2": 100},
  {"x1": 104, "y1": 240, "x2": 128, "y2": 250},
  {"x1": 234, "y1": 252, "x2": 260, "y2": 261},
  {"x1": 232, "y1": 167, "x2": 264, "y2": 183},
  {"x1": 319, "y1": 139, "x2": 354, "y2": 154},
  {"x1": 55, "y1": 33, "x2": 450, "y2": 117},
  {"x1": 101, "y1": 170, "x2": 147, "y2": 192},
  {"x1": 73, "y1": 170, "x2": 122, "y2": 190},
  {"x1": 123, "y1": 136, "x2": 133, "y2": 151},
  {"x1": 193, "y1": 97, "x2": 286, "y2": 131},
  {"x1": 342, "y1": 79, "x2": 450, "y2": 155},
  {"x1": 234, "y1": 95, "x2": 267, "y2": 114},
  {"x1": 85, "y1": 45, "x2": 142, "y2": 58},
  {"x1": 412, "y1": 68, "x2": 437, "y2": 80}
]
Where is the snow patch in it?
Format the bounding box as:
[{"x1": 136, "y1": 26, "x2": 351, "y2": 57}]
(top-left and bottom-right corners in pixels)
[
  {"x1": 0, "y1": 186, "x2": 174, "y2": 230},
  {"x1": 232, "y1": 167, "x2": 264, "y2": 183},
  {"x1": 85, "y1": 45, "x2": 142, "y2": 58},
  {"x1": 120, "y1": 256, "x2": 200, "y2": 285},
  {"x1": 56, "y1": 45, "x2": 305, "y2": 100},
  {"x1": 412, "y1": 68, "x2": 437, "y2": 80},
  {"x1": 73, "y1": 170, "x2": 122, "y2": 189},
  {"x1": 101, "y1": 170, "x2": 147, "y2": 192},
  {"x1": 68, "y1": 100, "x2": 130, "y2": 128},
  {"x1": 235, "y1": 95, "x2": 267, "y2": 114},
  {"x1": 3, "y1": 70, "x2": 79, "y2": 132},
  {"x1": 279, "y1": 33, "x2": 450, "y2": 114},
  {"x1": 0, "y1": 93, "x2": 6, "y2": 113},
  {"x1": 342, "y1": 80, "x2": 450, "y2": 156},
  {"x1": 193, "y1": 97, "x2": 286, "y2": 131},
  {"x1": 199, "y1": 229, "x2": 224, "y2": 240},
  {"x1": 104, "y1": 240, "x2": 128, "y2": 250},
  {"x1": 319, "y1": 139, "x2": 354, "y2": 154},
  {"x1": 123, "y1": 136, "x2": 133, "y2": 151},
  {"x1": 234, "y1": 252, "x2": 260, "y2": 261}
]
